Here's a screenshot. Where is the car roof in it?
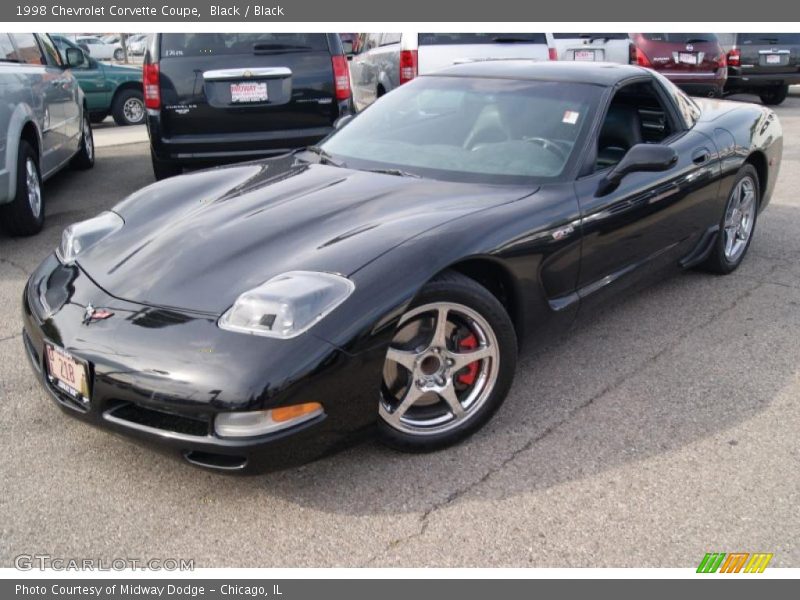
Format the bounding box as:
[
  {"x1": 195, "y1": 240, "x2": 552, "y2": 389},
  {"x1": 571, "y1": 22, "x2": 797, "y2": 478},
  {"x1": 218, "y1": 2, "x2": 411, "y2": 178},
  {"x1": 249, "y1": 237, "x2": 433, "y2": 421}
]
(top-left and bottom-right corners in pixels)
[{"x1": 426, "y1": 60, "x2": 651, "y2": 87}]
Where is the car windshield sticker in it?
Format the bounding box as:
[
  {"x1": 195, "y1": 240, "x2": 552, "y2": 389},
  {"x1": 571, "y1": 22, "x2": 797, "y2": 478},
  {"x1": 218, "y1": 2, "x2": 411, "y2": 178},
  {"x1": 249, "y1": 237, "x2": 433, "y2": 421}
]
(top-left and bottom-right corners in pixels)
[{"x1": 563, "y1": 110, "x2": 580, "y2": 125}]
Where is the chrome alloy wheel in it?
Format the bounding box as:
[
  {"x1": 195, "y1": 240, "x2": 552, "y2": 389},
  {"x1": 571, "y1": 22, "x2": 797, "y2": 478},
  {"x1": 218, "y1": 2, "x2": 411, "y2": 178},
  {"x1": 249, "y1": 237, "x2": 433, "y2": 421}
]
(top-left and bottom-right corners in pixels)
[
  {"x1": 123, "y1": 97, "x2": 144, "y2": 124},
  {"x1": 25, "y1": 158, "x2": 41, "y2": 218},
  {"x1": 723, "y1": 175, "x2": 756, "y2": 262},
  {"x1": 379, "y1": 302, "x2": 499, "y2": 435},
  {"x1": 83, "y1": 116, "x2": 94, "y2": 162}
]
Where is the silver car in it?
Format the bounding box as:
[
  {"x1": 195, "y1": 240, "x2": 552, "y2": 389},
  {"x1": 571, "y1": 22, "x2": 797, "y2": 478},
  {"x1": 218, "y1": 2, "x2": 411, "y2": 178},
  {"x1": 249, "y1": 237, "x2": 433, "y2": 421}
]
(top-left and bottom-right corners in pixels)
[
  {"x1": 547, "y1": 33, "x2": 634, "y2": 64},
  {"x1": 349, "y1": 33, "x2": 551, "y2": 112},
  {"x1": 0, "y1": 33, "x2": 94, "y2": 236}
]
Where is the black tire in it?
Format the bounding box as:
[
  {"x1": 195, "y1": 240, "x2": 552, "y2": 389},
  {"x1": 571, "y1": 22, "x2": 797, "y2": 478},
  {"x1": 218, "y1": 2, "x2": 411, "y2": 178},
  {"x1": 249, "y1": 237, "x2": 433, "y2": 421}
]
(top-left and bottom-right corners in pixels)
[
  {"x1": 759, "y1": 85, "x2": 788, "y2": 106},
  {"x1": 111, "y1": 89, "x2": 145, "y2": 126},
  {"x1": 700, "y1": 164, "x2": 760, "y2": 274},
  {"x1": 0, "y1": 141, "x2": 44, "y2": 236},
  {"x1": 113, "y1": 48, "x2": 124, "y2": 61},
  {"x1": 90, "y1": 112, "x2": 108, "y2": 124},
  {"x1": 70, "y1": 111, "x2": 94, "y2": 170},
  {"x1": 377, "y1": 270, "x2": 518, "y2": 452},
  {"x1": 151, "y1": 151, "x2": 182, "y2": 180}
]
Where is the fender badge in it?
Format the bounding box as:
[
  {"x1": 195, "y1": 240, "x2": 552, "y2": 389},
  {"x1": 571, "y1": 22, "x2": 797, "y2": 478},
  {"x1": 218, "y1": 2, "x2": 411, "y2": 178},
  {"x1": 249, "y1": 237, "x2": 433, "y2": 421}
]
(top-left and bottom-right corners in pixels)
[{"x1": 83, "y1": 304, "x2": 114, "y2": 325}]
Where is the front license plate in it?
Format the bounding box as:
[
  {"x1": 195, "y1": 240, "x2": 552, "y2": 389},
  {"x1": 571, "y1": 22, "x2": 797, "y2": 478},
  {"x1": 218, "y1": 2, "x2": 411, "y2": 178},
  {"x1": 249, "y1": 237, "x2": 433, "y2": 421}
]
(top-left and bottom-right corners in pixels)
[
  {"x1": 574, "y1": 50, "x2": 595, "y2": 61},
  {"x1": 766, "y1": 54, "x2": 781, "y2": 64},
  {"x1": 678, "y1": 52, "x2": 698, "y2": 65},
  {"x1": 45, "y1": 342, "x2": 90, "y2": 404},
  {"x1": 230, "y1": 82, "x2": 268, "y2": 103}
]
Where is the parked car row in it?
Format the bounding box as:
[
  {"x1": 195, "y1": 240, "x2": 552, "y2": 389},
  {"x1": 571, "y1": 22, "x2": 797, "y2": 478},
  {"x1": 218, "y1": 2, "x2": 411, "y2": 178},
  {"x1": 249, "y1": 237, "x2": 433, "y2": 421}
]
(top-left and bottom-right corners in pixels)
[{"x1": 347, "y1": 32, "x2": 800, "y2": 108}]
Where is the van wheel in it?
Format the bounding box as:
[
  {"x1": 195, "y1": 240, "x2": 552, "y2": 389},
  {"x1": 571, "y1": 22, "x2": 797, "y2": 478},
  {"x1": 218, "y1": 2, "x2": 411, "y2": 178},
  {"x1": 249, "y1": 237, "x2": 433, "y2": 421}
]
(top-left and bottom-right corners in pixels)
[
  {"x1": 0, "y1": 141, "x2": 44, "y2": 236},
  {"x1": 759, "y1": 85, "x2": 788, "y2": 106},
  {"x1": 70, "y1": 112, "x2": 94, "y2": 170},
  {"x1": 151, "y1": 151, "x2": 182, "y2": 180}
]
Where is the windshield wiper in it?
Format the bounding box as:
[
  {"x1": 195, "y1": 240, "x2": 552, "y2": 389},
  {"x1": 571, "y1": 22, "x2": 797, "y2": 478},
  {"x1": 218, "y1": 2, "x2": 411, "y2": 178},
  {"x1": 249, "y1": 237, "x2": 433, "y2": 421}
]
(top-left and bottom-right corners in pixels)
[
  {"x1": 253, "y1": 43, "x2": 312, "y2": 54},
  {"x1": 364, "y1": 168, "x2": 421, "y2": 178},
  {"x1": 305, "y1": 145, "x2": 346, "y2": 167},
  {"x1": 685, "y1": 38, "x2": 710, "y2": 44},
  {"x1": 492, "y1": 36, "x2": 537, "y2": 43}
]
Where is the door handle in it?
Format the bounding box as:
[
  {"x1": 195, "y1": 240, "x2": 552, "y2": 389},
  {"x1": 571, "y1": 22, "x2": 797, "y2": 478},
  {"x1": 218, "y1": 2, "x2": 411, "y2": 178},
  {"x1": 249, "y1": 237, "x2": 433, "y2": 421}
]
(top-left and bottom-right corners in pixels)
[{"x1": 692, "y1": 148, "x2": 711, "y2": 165}]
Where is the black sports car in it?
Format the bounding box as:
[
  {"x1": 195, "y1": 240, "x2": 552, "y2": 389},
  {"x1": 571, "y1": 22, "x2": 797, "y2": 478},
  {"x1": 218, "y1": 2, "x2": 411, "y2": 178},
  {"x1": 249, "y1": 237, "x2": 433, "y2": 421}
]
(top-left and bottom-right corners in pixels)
[{"x1": 22, "y1": 62, "x2": 782, "y2": 472}]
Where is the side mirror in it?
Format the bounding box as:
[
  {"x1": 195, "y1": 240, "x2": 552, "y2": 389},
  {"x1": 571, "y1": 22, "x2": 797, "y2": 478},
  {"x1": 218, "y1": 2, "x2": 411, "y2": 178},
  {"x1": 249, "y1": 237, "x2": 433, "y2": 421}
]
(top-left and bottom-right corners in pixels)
[
  {"x1": 333, "y1": 114, "x2": 354, "y2": 130},
  {"x1": 65, "y1": 47, "x2": 85, "y2": 68},
  {"x1": 596, "y1": 143, "x2": 678, "y2": 196}
]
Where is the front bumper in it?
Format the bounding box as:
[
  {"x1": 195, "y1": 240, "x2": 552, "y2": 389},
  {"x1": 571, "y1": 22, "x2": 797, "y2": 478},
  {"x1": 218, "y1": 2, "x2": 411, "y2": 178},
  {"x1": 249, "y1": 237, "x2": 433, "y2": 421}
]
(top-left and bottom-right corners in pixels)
[{"x1": 22, "y1": 254, "x2": 383, "y2": 473}]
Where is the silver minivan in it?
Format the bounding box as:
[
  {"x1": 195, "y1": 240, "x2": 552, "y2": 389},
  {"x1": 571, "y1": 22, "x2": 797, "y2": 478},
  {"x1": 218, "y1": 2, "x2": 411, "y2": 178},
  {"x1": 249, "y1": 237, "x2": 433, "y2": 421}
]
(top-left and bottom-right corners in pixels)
[
  {"x1": 349, "y1": 33, "x2": 551, "y2": 112},
  {"x1": 547, "y1": 33, "x2": 634, "y2": 64},
  {"x1": 0, "y1": 33, "x2": 93, "y2": 236}
]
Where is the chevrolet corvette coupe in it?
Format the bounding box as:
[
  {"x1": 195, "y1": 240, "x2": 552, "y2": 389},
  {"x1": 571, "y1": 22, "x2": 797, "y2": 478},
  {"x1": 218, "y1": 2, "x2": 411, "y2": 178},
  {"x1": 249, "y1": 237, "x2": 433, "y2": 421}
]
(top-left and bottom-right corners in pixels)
[{"x1": 22, "y1": 62, "x2": 782, "y2": 472}]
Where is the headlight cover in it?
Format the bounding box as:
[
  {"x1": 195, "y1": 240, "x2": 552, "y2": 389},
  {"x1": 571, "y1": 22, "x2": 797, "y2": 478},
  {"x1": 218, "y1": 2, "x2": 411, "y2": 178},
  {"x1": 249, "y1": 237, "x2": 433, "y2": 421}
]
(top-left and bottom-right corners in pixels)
[
  {"x1": 56, "y1": 211, "x2": 124, "y2": 264},
  {"x1": 218, "y1": 271, "x2": 355, "y2": 339}
]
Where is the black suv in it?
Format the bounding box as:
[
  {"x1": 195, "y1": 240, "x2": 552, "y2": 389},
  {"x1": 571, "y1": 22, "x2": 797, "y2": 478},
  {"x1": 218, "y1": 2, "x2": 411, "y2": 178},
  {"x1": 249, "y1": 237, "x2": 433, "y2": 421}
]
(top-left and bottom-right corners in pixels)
[
  {"x1": 144, "y1": 33, "x2": 354, "y2": 180},
  {"x1": 725, "y1": 33, "x2": 800, "y2": 105}
]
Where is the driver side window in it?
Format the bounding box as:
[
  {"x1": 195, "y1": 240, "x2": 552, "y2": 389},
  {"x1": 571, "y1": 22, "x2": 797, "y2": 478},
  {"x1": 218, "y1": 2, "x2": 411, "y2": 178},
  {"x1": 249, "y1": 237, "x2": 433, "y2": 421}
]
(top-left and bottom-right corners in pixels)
[{"x1": 596, "y1": 81, "x2": 673, "y2": 171}]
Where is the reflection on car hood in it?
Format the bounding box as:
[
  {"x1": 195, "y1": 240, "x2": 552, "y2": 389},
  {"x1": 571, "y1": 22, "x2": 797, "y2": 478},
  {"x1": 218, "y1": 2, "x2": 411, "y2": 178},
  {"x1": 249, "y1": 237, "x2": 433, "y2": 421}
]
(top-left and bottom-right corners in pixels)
[{"x1": 79, "y1": 157, "x2": 534, "y2": 314}]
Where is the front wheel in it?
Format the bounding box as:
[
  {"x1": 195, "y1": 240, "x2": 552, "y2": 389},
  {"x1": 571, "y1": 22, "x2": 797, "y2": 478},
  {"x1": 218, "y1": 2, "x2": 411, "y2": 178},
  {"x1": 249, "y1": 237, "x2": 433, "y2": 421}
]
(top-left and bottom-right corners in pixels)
[
  {"x1": 377, "y1": 271, "x2": 517, "y2": 452},
  {"x1": 113, "y1": 48, "x2": 124, "y2": 61},
  {"x1": 70, "y1": 111, "x2": 94, "y2": 170},
  {"x1": 701, "y1": 164, "x2": 759, "y2": 274},
  {"x1": 759, "y1": 85, "x2": 788, "y2": 106}
]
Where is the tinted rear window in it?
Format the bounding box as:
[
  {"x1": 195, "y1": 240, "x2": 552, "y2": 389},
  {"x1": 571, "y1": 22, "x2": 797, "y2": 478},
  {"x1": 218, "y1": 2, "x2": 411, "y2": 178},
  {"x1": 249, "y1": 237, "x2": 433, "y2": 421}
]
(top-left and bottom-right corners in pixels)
[
  {"x1": 418, "y1": 33, "x2": 546, "y2": 45},
  {"x1": 160, "y1": 33, "x2": 329, "y2": 58},
  {"x1": 641, "y1": 33, "x2": 718, "y2": 43},
  {"x1": 552, "y1": 33, "x2": 629, "y2": 40},
  {"x1": 738, "y1": 33, "x2": 800, "y2": 45}
]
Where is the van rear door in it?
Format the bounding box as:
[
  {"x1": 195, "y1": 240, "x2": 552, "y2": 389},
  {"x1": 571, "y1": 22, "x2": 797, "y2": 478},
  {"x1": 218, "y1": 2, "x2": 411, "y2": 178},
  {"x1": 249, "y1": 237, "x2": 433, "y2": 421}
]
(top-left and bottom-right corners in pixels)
[
  {"x1": 416, "y1": 33, "x2": 550, "y2": 74},
  {"x1": 156, "y1": 33, "x2": 339, "y2": 139}
]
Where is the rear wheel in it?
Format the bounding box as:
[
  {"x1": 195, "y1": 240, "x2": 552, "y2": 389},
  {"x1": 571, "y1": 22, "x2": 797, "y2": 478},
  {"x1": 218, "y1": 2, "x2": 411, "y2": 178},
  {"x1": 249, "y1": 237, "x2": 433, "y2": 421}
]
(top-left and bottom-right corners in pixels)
[
  {"x1": 151, "y1": 151, "x2": 182, "y2": 180},
  {"x1": 759, "y1": 85, "x2": 788, "y2": 106},
  {"x1": 377, "y1": 271, "x2": 517, "y2": 451},
  {"x1": 701, "y1": 164, "x2": 759, "y2": 274},
  {"x1": 113, "y1": 48, "x2": 124, "y2": 61},
  {"x1": 0, "y1": 141, "x2": 44, "y2": 236},
  {"x1": 112, "y1": 89, "x2": 145, "y2": 126}
]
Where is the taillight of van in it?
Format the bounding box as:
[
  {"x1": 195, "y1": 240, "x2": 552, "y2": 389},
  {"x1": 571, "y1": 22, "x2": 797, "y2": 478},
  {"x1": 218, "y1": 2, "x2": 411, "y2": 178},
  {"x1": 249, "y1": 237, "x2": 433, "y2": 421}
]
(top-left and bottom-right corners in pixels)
[
  {"x1": 399, "y1": 50, "x2": 418, "y2": 84},
  {"x1": 727, "y1": 48, "x2": 741, "y2": 67},
  {"x1": 331, "y1": 55, "x2": 351, "y2": 100},
  {"x1": 143, "y1": 62, "x2": 160, "y2": 109}
]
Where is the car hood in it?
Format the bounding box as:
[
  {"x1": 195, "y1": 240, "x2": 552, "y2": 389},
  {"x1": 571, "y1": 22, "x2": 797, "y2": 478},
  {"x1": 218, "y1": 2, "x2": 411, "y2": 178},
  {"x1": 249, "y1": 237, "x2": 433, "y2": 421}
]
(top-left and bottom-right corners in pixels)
[{"x1": 79, "y1": 158, "x2": 535, "y2": 314}]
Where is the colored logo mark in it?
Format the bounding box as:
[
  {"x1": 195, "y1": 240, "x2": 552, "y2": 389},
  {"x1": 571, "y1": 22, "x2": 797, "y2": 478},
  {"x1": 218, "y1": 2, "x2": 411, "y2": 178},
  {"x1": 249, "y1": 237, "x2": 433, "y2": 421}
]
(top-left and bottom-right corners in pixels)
[{"x1": 697, "y1": 552, "x2": 773, "y2": 573}]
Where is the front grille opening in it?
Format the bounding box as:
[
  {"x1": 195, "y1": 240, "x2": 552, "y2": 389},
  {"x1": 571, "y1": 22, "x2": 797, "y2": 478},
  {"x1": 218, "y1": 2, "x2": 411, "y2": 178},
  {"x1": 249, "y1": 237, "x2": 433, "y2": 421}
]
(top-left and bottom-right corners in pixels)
[
  {"x1": 109, "y1": 403, "x2": 210, "y2": 437},
  {"x1": 184, "y1": 451, "x2": 248, "y2": 471}
]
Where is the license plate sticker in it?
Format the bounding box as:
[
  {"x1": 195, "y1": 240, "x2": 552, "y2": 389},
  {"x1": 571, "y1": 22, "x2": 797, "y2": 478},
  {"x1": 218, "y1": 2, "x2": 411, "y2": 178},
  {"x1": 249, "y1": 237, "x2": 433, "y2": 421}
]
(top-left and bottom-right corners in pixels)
[
  {"x1": 678, "y1": 52, "x2": 698, "y2": 65},
  {"x1": 766, "y1": 54, "x2": 781, "y2": 64},
  {"x1": 45, "y1": 343, "x2": 90, "y2": 403},
  {"x1": 230, "y1": 82, "x2": 268, "y2": 103},
  {"x1": 574, "y1": 50, "x2": 595, "y2": 61}
]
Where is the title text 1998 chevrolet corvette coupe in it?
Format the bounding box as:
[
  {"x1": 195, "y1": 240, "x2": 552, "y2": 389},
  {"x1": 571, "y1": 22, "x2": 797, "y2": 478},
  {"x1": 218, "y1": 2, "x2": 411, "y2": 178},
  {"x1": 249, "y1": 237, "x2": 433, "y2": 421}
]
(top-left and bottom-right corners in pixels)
[{"x1": 23, "y1": 62, "x2": 782, "y2": 472}]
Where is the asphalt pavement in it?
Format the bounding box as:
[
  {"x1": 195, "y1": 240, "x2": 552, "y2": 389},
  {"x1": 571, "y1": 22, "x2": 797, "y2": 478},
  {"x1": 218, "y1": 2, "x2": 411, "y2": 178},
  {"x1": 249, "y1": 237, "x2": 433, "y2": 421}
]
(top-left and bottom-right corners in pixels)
[{"x1": 1, "y1": 92, "x2": 799, "y2": 568}]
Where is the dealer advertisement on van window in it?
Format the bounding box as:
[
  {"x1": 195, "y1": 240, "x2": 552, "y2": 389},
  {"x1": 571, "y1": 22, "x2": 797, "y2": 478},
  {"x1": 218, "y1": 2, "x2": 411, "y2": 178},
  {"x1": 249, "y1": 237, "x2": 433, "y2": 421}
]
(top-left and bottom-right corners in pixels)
[{"x1": 0, "y1": 0, "x2": 798, "y2": 596}]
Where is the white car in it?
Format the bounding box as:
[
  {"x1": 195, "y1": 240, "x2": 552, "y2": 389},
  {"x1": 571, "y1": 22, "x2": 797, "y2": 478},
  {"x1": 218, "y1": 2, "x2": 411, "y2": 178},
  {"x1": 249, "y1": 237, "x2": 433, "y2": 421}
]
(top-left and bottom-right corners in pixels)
[
  {"x1": 349, "y1": 33, "x2": 552, "y2": 112},
  {"x1": 546, "y1": 33, "x2": 634, "y2": 64},
  {"x1": 127, "y1": 34, "x2": 148, "y2": 55},
  {"x1": 75, "y1": 36, "x2": 124, "y2": 61}
]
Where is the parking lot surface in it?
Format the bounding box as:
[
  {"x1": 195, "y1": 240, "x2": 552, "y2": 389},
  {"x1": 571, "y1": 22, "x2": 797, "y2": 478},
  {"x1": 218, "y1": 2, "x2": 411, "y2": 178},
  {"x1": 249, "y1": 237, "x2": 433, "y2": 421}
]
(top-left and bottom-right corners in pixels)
[{"x1": 1, "y1": 92, "x2": 799, "y2": 568}]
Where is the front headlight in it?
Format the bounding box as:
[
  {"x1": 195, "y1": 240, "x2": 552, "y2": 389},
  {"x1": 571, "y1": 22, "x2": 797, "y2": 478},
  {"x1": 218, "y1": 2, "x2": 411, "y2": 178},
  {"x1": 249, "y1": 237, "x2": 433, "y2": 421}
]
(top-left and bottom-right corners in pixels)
[
  {"x1": 56, "y1": 211, "x2": 124, "y2": 264},
  {"x1": 218, "y1": 271, "x2": 355, "y2": 339}
]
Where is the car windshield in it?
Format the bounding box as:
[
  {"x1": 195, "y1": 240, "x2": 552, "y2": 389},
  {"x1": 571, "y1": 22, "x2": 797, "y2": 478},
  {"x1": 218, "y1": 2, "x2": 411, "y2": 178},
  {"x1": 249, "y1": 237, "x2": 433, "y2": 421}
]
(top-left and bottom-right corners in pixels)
[
  {"x1": 160, "y1": 33, "x2": 329, "y2": 57},
  {"x1": 418, "y1": 33, "x2": 547, "y2": 45},
  {"x1": 642, "y1": 33, "x2": 718, "y2": 44},
  {"x1": 738, "y1": 33, "x2": 800, "y2": 45},
  {"x1": 320, "y1": 76, "x2": 601, "y2": 185}
]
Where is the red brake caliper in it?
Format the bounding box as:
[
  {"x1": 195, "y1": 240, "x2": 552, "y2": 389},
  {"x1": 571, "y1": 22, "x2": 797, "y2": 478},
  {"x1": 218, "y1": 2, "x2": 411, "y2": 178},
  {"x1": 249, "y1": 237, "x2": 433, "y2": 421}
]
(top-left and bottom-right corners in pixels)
[{"x1": 456, "y1": 333, "x2": 480, "y2": 386}]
